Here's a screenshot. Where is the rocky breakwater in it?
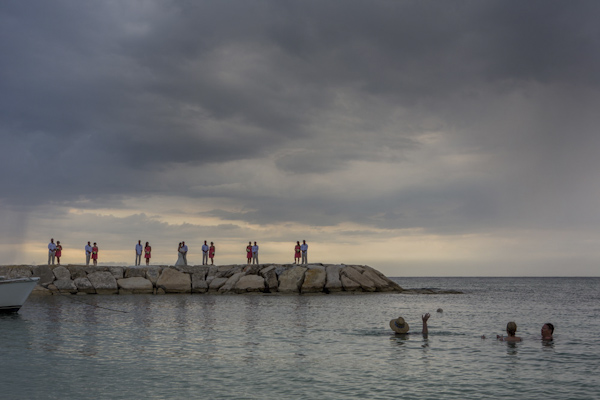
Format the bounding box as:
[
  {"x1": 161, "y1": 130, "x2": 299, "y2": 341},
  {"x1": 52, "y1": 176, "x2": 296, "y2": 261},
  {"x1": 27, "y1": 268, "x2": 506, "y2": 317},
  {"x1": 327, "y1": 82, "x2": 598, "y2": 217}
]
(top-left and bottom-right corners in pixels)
[{"x1": 0, "y1": 264, "x2": 403, "y2": 295}]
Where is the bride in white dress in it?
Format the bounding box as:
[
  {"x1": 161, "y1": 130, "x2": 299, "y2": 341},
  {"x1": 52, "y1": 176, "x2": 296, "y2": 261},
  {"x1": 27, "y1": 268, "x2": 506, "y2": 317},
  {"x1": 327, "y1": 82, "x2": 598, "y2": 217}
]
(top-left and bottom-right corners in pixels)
[{"x1": 175, "y1": 242, "x2": 186, "y2": 266}]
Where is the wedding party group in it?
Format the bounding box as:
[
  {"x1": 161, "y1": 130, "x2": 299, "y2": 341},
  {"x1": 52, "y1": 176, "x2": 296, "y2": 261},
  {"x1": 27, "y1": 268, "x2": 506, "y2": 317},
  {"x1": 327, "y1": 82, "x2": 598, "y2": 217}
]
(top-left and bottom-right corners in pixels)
[{"x1": 46, "y1": 238, "x2": 309, "y2": 266}]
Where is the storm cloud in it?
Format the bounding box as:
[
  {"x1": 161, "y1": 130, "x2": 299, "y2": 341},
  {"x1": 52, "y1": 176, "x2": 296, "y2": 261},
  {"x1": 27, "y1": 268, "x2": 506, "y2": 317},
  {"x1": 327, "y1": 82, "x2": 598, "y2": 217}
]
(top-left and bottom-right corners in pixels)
[{"x1": 2, "y1": 1, "x2": 600, "y2": 275}]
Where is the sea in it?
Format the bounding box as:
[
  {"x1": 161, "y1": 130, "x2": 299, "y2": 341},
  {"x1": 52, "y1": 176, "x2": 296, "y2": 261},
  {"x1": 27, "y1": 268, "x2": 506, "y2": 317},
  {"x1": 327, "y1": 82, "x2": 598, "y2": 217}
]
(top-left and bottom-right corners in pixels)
[{"x1": 1, "y1": 277, "x2": 599, "y2": 399}]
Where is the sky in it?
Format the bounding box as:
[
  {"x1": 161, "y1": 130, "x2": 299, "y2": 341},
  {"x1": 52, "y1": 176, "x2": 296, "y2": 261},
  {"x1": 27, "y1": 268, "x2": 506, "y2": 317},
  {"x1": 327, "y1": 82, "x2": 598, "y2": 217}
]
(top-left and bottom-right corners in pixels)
[{"x1": 1, "y1": 0, "x2": 600, "y2": 276}]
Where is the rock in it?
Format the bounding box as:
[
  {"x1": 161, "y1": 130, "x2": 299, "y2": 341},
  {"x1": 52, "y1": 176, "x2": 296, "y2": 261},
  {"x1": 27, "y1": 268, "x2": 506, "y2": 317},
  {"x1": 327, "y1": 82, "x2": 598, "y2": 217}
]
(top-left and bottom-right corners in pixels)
[
  {"x1": 7, "y1": 266, "x2": 32, "y2": 278},
  {"x1": 243, "y1": 264, "x2": 262, "y2": 275},
  {"x1": 117, "y1": 277, "x2": 153, "y2": 294},
  {"x1": 74, "y1": 277, "x2": 96, "y2": 294},
  {"x1": 263, "y1": 269, "x2": 279, "y2": 292},
  {"x1": 235, "y1": 275, "x2": 265, "y2": 293},
  {"x1": 54, "y1": 278, "x2": 77, "y2": 293},
  {"x1": 205, "y1": 265, "x2": 218, "y2": 284},
  {"x1": 125, "y1": 267, "x2": 146, "y2": 278},
  {"x1": 192, "y1": 273, "x2": 209, "y2": 293},
  {"x1": 361, "y1": 265, "x2": 402, "y2": 291},
  {"x1": 340, "y1": 274, "x2": 361, "y2": 291},
  {"x1": 324, "y1": 265, "x2": 343, "y2": 292},
  {"x1": 145, "y1": 267, "x2": 161, "y2": 284},
  {"x1": 156, "y1": 268, "x2": 191, "y2": 293},
  {"x1": 52, "y1": 266, "x2": 71, "y2": 281},
  {"x1": 341, "y1": 266, "x2": 376, "y2": 292},
  {"x1": 219, "y1": 272, "x2": 245, "y2": 293},
  {"x1": 301, "y1": 265, "x2": 326, "y2": 293},
  {"x1": 109, "y1": 267, "x2": 124, "y2": 279},
  {"x1": 259, "y1": 265, "x2": 276, "y2": 277},
  {"x1": 31, "y1": 265, "x2": 56, "y2": 286},
  {"x1": 68, "y1": 266, "x2": 87, "y2": 280},
  {"x1": 208, "y1": 277, "x2": 228, "y2": 291},
  {"x1": 217, "y1": 265, "x2": 243, "y2": 278},
  {"x1": 87, "y1": 271, "x2": 119, "y2": 294},
  {"x1": 278, "y1": 266, "x2": 307, "y2": 293}
]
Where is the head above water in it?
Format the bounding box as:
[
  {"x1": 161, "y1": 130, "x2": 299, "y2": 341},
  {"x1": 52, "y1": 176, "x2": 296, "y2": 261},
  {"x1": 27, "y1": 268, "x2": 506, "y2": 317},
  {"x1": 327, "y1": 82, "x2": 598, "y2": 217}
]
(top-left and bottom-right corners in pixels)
[
  {"x1": 541, "y1": 323, "x2": 554, "y2": 339},
  {"x1": 506, "y1": 321, "x2": 517, "y2": 336}
]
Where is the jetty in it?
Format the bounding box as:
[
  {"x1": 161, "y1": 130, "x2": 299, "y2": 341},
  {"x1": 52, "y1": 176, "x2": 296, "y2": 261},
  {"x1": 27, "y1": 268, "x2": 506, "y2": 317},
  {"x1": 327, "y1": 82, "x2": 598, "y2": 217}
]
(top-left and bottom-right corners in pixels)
[{"x1": 0, "y1": 264, "x2": 403, "y2": 295}]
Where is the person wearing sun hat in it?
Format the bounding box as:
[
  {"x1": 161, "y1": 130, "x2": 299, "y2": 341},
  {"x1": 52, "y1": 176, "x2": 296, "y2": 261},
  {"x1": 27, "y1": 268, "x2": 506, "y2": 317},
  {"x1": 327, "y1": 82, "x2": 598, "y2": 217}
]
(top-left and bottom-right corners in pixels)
[{"x1": 390, "y1": 313, "x2": 430, "y2": 336}]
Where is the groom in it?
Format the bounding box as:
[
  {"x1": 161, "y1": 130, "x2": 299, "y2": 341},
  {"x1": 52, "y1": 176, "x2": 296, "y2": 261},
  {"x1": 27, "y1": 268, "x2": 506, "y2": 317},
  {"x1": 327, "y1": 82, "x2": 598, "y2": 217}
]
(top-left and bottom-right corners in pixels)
[{"x1": 181, "y1": 241, "x2": 188, "y2": 265}]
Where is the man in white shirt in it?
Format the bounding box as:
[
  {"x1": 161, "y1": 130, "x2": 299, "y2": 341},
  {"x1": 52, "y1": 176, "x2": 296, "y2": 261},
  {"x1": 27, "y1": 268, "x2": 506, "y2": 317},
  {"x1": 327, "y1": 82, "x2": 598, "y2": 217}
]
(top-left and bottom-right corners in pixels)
[
  {"x1": 181, "y1": 241, "x2": 188, "y2": 265},
  {"x1": 48, "y1": 238, "x2": 57, "y2": 265},
  {"x1": 201, "y1": 240, "x2": 209, "y2": 265},
  {"x1": 301, "y1": 240, "x2": 308, "y2": 265},
  {"x1": 135, "y1": 240, "x2": 143, "y2": 266},
  {"x1": 252, "y1": 241, "x2": 259, "y2": 265},
  {"x1": 85, "y1": 241, "x2": 93, "y2": 265}
]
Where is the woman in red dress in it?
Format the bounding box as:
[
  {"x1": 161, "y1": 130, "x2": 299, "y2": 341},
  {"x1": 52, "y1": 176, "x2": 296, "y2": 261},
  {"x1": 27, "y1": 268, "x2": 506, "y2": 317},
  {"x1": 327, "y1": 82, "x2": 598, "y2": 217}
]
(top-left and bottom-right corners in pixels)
[
  {"x1": 209, "y1": 242, "x2": 215, "y2": 265},
  {"x1": 294, "y1": 241, "x2": 301, "y2": 264},
  {"x1": 246, "y1": 242, "x2": 252, "y2": 265},
  {"x1": 92, "y1": 242, "x2": 99, "y2": 266},
  {"x1": 55, "y1": 241, "x2": 63, "y2": 265},
  {"x1": 144, "y1": 242, "x2": 151, "y2": 265}
]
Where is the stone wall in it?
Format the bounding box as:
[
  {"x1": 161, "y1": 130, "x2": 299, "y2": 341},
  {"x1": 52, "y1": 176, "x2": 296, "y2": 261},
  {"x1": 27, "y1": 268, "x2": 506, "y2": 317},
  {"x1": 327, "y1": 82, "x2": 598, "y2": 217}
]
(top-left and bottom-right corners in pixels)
[{"x1": 0, "y1": 264, "x2": 403, "y2": 295}]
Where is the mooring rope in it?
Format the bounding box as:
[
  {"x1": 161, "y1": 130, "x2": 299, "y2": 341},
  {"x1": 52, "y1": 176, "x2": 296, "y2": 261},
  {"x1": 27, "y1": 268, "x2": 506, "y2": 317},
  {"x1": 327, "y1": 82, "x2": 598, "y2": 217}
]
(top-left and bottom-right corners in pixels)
[{"x1": 54, "y1": 289, "x2": 129, "y2": 313}]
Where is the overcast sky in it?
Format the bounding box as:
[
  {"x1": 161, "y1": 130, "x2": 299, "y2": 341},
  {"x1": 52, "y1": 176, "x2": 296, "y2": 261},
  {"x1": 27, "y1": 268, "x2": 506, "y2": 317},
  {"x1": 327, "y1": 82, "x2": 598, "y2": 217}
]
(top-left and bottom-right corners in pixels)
[{"x1": 2, "y1": 0, "x2": 600, "y2": 276}]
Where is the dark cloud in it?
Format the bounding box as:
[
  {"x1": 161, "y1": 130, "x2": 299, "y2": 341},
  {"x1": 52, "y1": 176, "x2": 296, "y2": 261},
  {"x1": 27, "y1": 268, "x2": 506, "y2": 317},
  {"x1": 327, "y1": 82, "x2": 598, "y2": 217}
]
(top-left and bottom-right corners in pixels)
[{"x1": 2, "y1": 0, "x2": 600, "y2": 264}]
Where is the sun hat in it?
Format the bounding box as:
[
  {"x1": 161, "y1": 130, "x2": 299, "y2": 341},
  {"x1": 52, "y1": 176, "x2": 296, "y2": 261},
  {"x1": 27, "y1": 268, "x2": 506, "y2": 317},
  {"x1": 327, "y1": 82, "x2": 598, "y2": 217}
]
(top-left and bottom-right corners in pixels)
[{"x1": 389, "y1": 317, "x2": 409, "y2": 333}]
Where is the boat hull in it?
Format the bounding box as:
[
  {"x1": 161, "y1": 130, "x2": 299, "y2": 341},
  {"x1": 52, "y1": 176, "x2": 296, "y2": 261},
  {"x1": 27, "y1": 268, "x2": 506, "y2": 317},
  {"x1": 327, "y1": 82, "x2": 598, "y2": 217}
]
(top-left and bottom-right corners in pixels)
[{"x1": 0, "y1": 277, "x2": 40, "y2": 313}]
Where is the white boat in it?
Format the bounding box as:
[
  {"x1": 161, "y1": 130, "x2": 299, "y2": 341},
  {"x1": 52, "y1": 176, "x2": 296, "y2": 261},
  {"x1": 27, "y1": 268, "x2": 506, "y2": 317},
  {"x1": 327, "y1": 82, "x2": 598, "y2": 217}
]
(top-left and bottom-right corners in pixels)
[{"x1": 0, "y1": 276, "x2": 40, "y2": 313}]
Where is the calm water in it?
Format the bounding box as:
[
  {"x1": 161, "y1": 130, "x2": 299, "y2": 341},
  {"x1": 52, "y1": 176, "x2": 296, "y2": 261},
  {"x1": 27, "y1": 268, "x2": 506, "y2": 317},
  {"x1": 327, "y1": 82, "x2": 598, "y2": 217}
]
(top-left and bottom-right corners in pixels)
[{"x1": 2, "y1": 277, "x2": 599, "y2": 399}]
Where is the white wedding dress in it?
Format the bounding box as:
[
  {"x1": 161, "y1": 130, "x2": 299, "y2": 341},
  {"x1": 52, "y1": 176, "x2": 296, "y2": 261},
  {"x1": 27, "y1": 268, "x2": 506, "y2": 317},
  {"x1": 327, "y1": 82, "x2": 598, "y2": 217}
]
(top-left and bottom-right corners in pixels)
[{"x1": 175, "y1": 250, "x2": 186, "y2": 266}]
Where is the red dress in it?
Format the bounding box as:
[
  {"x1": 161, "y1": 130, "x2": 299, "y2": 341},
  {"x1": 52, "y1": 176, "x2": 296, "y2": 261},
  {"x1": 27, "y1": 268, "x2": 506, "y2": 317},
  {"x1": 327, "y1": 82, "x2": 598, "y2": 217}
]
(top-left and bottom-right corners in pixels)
[
  {"x1": 144, "y1": 246, "x2": 151, "y2": 259},
  {"x1": 55, "y1": 245, "x2": 62, "y2": 258},
  {"x1": 294, "y1": 245, "x2": 301, "y2": 258},
  {"x1": 209, "y1": 245, "x2": 215, "y2": 259},
  {"x1": 246, "y1": 245, "x2": 252, "y2": 260},
  {"x1": 91, "y1": 246, "x2": 99, "y2": 260}
]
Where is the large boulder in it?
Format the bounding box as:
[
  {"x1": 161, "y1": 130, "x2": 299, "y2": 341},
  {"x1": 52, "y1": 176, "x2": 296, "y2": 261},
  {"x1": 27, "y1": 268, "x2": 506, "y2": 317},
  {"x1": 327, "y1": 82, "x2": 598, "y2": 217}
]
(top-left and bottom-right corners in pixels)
[
  {"x1": 125, "y1": 267, "x2": 146, "y2": 278},
  {"x1": 192, "y1": 273, "x2": 209, "y2": 293},
  {"x1": 219, "y1": 272, "x2": 245, "y2": 293},
  {"x1": 7, "y1": 266, "x2": 33, "y2": 278},
  {"x1": 361, "y1": 265, "x2": 401, "y2": 291},
  {"x1": 341, "y1": 266, "x2": 376, "y2": 292},
  {"x1": 54, "y1": 278, "x2": 77, "y2": 293},
  {"x1": 235, "y1": 275, "x2": 265, "y2": 293},
  {"x1": 156, "y1": 268, "x2": 191, "y2": 293},
  {"x1": 145, "y1": 266, "x2": 161, "y2": 285},
  {"x1": 67, "y1": 266, "x2": 87, "y2": 280},
  {"x1": 117, "y1": 277, "x2": 153, "y2": 294},
  {"x1": 205, "y1": 265, "x2": 218, "y2": 284},
  {"x1": 87, "y1": 271, "x2": 119, "y2": 294},
  {"x1": 32, "y1": 265, "x2": 56, "y2": 286},
  {"x1": 52, "y1": 266, "x2": 71, "y2": 281},
  {"x1": 278, "y1": 266, "x2": 307, "y2": 293},
  {"x1": 208, "y1": 277, "x2": 228, "y2": 291},
  {"x1": 301, "y1": 265, "x2": 326, "y2": 293},
  {"x1": 340, "y1": 274, "x2": 361, "y2": 291},
  {"x1": 109, "y1": 267, "x2": 124, "y2": 279},
  {"x1": 325, "y1": 265, "x2": 343, "y2": 292},
  {"x1": 262, "y1": 269, "x2": 279, "y2": 292},
  {"x1": 74, "y1": 277, "x2": 96, "y2": 294},
  {"x1": 217, "y1": 265, "x2": 243, "y2": 279}
]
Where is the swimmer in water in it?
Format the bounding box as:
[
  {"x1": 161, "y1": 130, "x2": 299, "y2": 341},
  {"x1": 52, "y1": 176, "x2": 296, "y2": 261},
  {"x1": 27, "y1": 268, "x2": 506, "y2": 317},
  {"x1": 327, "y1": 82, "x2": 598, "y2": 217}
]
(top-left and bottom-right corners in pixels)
[{"x1": 497, "y1": 321, "x2": 522, "y2": 342}]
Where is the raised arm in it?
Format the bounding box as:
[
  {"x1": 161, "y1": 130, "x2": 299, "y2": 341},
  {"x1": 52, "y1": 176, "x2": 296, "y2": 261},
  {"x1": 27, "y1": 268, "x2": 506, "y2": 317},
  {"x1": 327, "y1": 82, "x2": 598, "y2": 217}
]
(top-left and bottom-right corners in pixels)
[{"x1": 422, "y1": 313, "x2": 430, "y2": 336}]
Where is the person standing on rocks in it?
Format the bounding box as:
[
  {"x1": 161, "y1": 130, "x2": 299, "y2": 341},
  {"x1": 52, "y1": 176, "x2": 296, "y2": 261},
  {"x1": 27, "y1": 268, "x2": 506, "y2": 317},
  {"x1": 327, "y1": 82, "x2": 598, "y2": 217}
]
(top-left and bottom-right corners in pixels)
[
  {"x1": 246, "y1": 242, "x2": 253, "y2": 264},
  {"x1": 301, "y1": 240, "x2": 308, "y2": 265},
  {"x1": 209, "y1": 242, "x2": 215, "y2": 265},
  {"x1": 135, "y1": 240, "x2": 143, "y2": 266},
  {"x1": 202, "y1": 240, "x2": 209, "y2": 265},
  {"x1": 252, "y1": 241, "x2": 259, "y2": 264},
  {"x1": 48, "y1": 238, "x2": 57, "y2": 265},
  {"x1": 294, "y1": 241, "x2": 301, "y2": 264},
  {"x1": 144, "y1": 242, "x2": 151, "y2": 266},
  {"x1": 55, "y1": 241, "x2": 62, "y2": 266},
  {"x1": 181, "y1": 241, "x2": 188, "y2": 265},
  {"x1": 91, "y1": 242, "x2": 99, "y2": 266},
  {"x1": 85, "y1": 241, "x2": 93, "y2": 265}
]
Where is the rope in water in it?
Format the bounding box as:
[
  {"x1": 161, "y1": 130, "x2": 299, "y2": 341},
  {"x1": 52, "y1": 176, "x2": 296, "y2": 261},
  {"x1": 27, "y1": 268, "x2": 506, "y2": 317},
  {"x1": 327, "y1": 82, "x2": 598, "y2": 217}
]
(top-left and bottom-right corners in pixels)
[{"x1": 54, "y1": 289, "x2": 129, "y2": 313}]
